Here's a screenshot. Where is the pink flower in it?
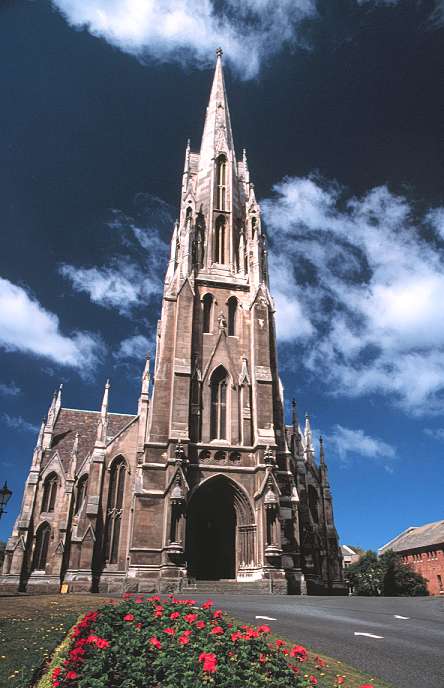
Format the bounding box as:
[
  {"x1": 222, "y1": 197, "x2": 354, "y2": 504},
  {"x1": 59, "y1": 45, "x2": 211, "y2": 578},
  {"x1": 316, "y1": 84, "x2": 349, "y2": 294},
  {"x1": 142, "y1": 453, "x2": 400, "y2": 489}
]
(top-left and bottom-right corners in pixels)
[
  {"x1": 213, "y1": 609, "x2": 223, "y2": 619},
  {"x1": 163, "y1": 627, "x2": 176, "y2": 635},
  {"x1": 199, "y1": 652, "x2": 217, "y2": 673},
  {"x1": 196, "y1": 620, "x2": 206, "y2": 630},
  {"x1": 179, "y1": 633, "x2": 190, "y2": 645},
  {"x1": 170, "y1": 611, "x2": 180, "y2": 620},
  {"x1": 231, "y1": 630, "x2": 242, "y2": 642},
  {"x1": 149, "y1": 636, "x2": 161, "y2": 649},
  {"x1": 210, "y1": 625, "x2": 224, "y2": 635},
  {"x1": 123, "y1": 613, "x2": 134, "y2": 622}
]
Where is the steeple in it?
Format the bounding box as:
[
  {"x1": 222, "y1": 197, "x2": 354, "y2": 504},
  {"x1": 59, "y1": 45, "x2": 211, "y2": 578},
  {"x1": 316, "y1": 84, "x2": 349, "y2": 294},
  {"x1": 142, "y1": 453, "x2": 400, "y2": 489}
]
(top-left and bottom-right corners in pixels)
[
  {"x1": 199, "y1": 47, "x2": 234, "y2": 169},
  {"x1": 304, "y1": 412, "x2": 315, "y2": 464},
  {"x1": 96, "y1": 379, "x2": 110, "y2": 445}
]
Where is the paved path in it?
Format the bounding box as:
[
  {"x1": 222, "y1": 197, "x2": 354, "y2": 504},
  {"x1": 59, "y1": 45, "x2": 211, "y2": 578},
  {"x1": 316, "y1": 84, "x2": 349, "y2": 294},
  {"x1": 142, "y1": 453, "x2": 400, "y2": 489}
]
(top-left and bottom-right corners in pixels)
[{"x1": 191, "y1": 594, "x2": 444, "y2": 688}]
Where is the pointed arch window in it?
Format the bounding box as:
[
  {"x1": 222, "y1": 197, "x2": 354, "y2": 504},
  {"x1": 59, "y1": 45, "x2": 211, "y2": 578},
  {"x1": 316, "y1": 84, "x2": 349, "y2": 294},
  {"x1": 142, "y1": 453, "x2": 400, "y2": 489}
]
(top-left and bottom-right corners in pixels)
[
  {"x1": 210, "y1": 366, "x2": 228, "y2": 440},
  {"x1": 308, "y1": 485, "x2": 319, "y2": 525},
  {"x1": 32, "y1": 523, "x2": 51, "y2": 571},
  {"x1": 216, "y1": 155, "x2": 227, "y2": 210},
  {"x1": 214, "y1": 215, "x2": 226, "y2": 264},
  {"x1": 74, "y1": 475, "x2": 88, "y2": 516},
  {"x1": 105, "y1": 458, "x2": 126, "y2": 564},
  {"x1": 202, "y1": 293, "x2": 213, "y2": 333},
  {"x1": 41, "y1": 473, "x2": 58, "y2": 513},
  {"x1": 227, "y1": 297, "x2": 237, "y2": 336}
]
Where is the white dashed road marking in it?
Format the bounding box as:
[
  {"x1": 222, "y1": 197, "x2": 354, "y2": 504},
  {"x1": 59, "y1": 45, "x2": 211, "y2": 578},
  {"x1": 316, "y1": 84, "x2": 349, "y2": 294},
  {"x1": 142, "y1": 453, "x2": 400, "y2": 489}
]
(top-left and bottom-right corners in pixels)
[
  {"x1": 394, "y1": 615, "x2": 410, "y2": 620},
  {"x1": 255, "y1": 615, "x2": 277, "y2": 621},
  {"x1": 354, "y1": 632, "x2": 384, "y2": 639}
]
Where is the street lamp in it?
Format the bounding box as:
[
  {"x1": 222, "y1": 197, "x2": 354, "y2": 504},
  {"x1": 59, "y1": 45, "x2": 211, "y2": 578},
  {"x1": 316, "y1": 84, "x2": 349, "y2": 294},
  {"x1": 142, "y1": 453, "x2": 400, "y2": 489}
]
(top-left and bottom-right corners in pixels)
[{"x1": 0, "y1": 482, "x2": 12, "y2": 520}]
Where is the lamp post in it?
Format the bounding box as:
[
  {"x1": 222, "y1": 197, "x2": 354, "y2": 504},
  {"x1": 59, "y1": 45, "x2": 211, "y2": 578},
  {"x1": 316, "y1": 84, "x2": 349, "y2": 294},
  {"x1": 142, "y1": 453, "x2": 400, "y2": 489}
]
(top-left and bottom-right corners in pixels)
[{"x1": 0, "y1": 482, "x2": 12, "y2": 520}]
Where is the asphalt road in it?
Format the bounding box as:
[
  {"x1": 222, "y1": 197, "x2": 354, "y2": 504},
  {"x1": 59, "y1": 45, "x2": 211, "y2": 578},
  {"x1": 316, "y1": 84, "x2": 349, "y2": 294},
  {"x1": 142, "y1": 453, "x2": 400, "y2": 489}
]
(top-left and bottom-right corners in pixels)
[{"x1": 191, "y1": 594, "x2": 444, "y2": 688}]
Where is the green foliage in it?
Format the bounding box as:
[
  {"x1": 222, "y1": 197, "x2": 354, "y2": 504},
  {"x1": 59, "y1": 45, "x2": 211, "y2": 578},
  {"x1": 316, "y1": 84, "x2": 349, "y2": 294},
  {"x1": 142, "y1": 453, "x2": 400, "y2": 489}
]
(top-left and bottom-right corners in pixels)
[
  {"x1": 49, "y1": 596, "x2": 321, "y2": 688},
  {"x1": 380, "y1": 550, "x2": 429, "y2": 596},
  {"x1": 345, "y1": 549, "x2": 429, "y2": 596}
]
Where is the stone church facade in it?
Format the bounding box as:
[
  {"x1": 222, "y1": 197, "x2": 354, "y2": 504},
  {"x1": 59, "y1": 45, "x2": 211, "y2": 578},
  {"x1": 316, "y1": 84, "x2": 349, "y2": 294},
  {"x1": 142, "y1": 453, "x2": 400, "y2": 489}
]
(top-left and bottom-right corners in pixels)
[{"x1": 1, "y1": 51, "x2": 345, "y2": 596}]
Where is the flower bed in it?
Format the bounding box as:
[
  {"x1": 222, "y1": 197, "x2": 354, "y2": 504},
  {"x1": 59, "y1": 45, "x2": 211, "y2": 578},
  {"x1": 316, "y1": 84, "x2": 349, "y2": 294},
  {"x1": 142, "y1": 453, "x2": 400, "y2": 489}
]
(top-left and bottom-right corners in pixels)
[{"x1": 50, "y1": 595, "x2": 376, "y2": 688}]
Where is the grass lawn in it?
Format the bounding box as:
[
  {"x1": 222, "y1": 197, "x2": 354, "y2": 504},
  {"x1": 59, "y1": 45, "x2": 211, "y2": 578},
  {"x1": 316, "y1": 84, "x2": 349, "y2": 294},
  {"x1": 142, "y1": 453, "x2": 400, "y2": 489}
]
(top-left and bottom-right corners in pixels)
[
  {"x1": 0, "y1": 594, "x2": 392, "y2": 688},
  {"x1": 0, "y1": 594, "x2": 111, "y2": 688}
]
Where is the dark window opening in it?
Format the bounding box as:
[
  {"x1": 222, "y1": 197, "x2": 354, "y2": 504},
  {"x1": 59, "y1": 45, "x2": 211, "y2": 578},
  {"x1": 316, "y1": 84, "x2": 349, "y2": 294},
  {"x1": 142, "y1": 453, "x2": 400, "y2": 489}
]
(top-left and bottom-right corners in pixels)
[
  {"x1": 32, "y1": 523, "x2": 51, "y2": 571},
  {"x1": 105, "y1": 458, "x2": 126, "y2": 564},
  {"x1": 227, "y1": 297, "x2": 237, "y2": 336},
  {"x1": 210, "y1": 366, "x2": 228, "y2": 440},
  {"x1": 202, "y1": 293, "x2": 213, "y2": 333}
]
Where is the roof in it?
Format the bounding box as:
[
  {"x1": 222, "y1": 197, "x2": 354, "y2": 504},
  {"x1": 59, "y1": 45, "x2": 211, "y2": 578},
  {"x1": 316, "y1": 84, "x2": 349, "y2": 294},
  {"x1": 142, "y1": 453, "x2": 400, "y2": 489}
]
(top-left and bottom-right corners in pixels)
[
  {"x1": 341, "y1": 545, "x2": 358, "y2": 556},
  {"x1": 379, "y1": 520, "x2": 444, "y2": 554},
  {"x1": 42, "y1": 408, "x2": 136, "y2": 473}
]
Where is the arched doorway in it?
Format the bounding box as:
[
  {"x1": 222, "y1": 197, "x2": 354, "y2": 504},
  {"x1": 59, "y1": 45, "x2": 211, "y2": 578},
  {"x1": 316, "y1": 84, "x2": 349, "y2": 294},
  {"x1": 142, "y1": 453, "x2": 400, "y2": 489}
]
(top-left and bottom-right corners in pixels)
[{"x1": 186, "y1": 476, "x2": 236, "y2": 580}]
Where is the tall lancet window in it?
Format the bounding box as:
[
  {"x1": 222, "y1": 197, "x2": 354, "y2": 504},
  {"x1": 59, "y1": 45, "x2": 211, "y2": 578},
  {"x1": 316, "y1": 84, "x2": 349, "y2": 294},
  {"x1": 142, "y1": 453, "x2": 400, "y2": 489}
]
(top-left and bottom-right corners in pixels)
[
  {"x1": 105, "y1": 457, "x2": 126, "y2": 564},
  {"x1": 41, "y1": 473, "x2": 58, "y2": 513},
  {"x1": 210, "y1": 366, "x2": 228, "y2": 440},
  {"x1": 215, "y1": 215, "x2": 226, "y2": 264},
  {"x1": 32, "y1": 523, "x2": 51, "y2": 571},
  {"x1": 216, "y1": 155, "x2": 227, "y2": 210},
  {"x1": 227, "y1": 296, "x2": 237, "y2": 336},
  {"x1": 202, "y1": 293, "x2": 213, "y2": 333}
]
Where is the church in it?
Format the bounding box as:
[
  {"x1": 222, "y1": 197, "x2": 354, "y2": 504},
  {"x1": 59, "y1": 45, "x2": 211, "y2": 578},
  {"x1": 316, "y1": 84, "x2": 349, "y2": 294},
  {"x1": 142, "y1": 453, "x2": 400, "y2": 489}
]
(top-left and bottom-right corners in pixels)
[{"x1": 1, "y1": 50, "x2": 345, "y2": 596}]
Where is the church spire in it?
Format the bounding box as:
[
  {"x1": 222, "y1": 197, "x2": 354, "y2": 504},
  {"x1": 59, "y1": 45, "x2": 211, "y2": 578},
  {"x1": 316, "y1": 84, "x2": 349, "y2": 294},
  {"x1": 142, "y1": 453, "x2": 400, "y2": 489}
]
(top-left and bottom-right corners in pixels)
[{"x1": 199, "y1": 48, "x2": 234, "y2": 169}]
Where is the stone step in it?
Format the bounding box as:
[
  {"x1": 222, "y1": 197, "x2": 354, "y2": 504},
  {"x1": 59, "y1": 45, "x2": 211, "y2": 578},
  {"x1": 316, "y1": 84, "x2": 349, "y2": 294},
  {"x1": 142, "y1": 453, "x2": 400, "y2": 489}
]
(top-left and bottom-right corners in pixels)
[{"x1": 181, "y1": 579, "x2": 272, "y2": 594}]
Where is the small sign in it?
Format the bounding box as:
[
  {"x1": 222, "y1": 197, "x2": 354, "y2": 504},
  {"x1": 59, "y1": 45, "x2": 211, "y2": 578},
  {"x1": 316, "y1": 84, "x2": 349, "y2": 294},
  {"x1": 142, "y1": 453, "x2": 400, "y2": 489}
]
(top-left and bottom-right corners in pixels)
[{"x1": 60, "y1": 583, "x2": 69, "y2": 594}]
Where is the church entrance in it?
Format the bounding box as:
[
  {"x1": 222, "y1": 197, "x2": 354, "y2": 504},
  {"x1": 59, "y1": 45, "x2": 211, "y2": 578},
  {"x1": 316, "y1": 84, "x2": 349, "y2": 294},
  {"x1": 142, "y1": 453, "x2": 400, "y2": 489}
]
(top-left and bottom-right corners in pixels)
[{"x1": 185, "y1": 476, "x2": 236, "y2": 580}]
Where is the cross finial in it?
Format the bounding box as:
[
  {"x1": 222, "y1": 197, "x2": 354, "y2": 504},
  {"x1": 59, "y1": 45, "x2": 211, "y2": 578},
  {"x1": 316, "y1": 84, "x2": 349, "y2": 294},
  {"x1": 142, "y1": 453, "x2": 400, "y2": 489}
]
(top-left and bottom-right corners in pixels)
[{"x1": 216, "y1": 47, "x2": 223, "y2": 59}]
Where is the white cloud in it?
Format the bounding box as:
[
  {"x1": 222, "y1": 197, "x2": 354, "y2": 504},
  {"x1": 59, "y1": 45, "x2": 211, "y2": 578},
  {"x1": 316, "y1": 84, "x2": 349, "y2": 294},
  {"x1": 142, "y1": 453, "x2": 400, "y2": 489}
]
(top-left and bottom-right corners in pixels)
[
  {"x1": 51, "y1": 0, "x2": 317, "y2": 78},
  {"x1": 2, "y1": 413, "x2": 39, "y2": 434},
  {"x1": 262, "y1": 177, "x2": 444, "y2": 415},
  {"x1": 424, "y1": 428, "x2": 444, "y2": 441},
  {"x1": 0, "y1": 277, "x2": 104, "y2": 374},
  {"x1": 114, "y1": 334, "x2": 154, "y2": 361},
  {"x1": 327, "y1": 424, "x2": 396, "y2": 461},
  {"x1": 0, "y1": 382, "x2": 21, "y2": 397},
  {"x1": 60, "y1": 259, "x2": 160, "y2": 316}
]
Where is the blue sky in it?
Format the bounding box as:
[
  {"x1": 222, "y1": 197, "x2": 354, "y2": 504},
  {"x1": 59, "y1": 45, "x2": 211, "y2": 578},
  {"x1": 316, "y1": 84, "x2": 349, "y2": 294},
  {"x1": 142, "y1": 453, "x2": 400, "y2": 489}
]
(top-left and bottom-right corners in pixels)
[{"x1": 0, "y1": 0, "x2": 443, "y2": 550}]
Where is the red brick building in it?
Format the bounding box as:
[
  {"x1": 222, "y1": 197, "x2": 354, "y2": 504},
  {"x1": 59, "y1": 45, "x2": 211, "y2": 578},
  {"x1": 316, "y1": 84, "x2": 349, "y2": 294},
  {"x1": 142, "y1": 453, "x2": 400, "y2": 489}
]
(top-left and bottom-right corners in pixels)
[{"x1": 379, "y1": 520, "x2": 444, "y2": 596}]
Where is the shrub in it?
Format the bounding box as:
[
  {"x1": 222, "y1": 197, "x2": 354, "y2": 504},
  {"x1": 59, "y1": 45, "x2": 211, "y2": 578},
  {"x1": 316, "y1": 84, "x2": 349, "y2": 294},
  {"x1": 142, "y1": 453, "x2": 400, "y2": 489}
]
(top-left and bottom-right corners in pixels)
[
  {"x1": 345, "y1": 549, "x2": 429, "y2": 596},
  {"x1": 50, "y1": 595, "x2": 327, "y2": 688}
]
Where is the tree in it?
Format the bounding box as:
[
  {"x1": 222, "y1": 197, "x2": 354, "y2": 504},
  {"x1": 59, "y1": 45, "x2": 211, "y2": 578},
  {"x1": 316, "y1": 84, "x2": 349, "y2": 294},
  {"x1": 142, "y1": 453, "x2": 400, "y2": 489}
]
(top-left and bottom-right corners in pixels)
[
  {"x1": 380, "y1": 550, "x2": 429, "y2": 597},
  {"x1": 345, "y1": 550, "x2": 383, "y2": 596},
  {"x1": 345, "y1": 549, "x2": 429, "y2": 596}
]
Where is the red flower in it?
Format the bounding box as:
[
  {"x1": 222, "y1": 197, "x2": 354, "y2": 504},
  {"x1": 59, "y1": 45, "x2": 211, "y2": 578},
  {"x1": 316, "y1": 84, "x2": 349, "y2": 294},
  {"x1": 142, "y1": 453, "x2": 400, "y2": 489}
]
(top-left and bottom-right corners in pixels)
[
  {"x1": 202, "y1": 599, "x2": 214, "y2": 609},
  {"x1": 149, "y1": 636, "x2": 161, "y2": 650},
  {"x1": 147, "y1": 595, "x2": 161, "y2": 602},
  {"x1": 170, "y1": 611, "x2": 180, "y2": 620},
  {"x1": 163, "y1": 627, "x2": 176, "y2": 635},
  {"x1": 210, "y1": 625, "x2": 224, "y2": 635},
  {"x1": 231, "y1": 630, "x2": 242, "y2": 642},
  {"x1": 259, "y1": 653, "x2": 267, "y2": 664},
  {"x1": 86, "y1": 635, "x2": 110, "y2": 649},
  {"x1": 315, "y1": 656, "x2": 326, "y2": 668},
  {"x1": 213, "y1": 609, "x2": 223, "y2": 619},
  {"x1": 290, "y1": 644, "x2": 308, "y2": 661},
  {"x1": 196, "y1": 620, "x2": 206, "y2": 630},
  {"x1": 258, "y1": 624, "x2": 271, "y2": 634},
  {"x1": 179, "y1": 633, "x2": 190, "y2": 645},
  {"x1": 359, "y1": 685, "x2": 374, "y2": 688},
  {"x1": 275, "y1": 639, "x2": 286, "y2": 648},
  {"x1": 199, "y1": 652, "x2": 218, "y2": 673},
  {"x1": 52, "y1": 668, "x2": 61, "y2": 680},
  {"x1": 123, "y1": 613, "x2": 134, "y2": 622},
  {"x1": 337, "y1": 678, "x2": 345, "y2": 685},
  {"x1": 155, "y1": 605, "x2": 164, "y2": 613},
  {"x1": 66, "y1": 671, "x2": 79, "y2": 680},
  {"x1": 309, "y1": 677, "x2": 318, "y2": 686},
  {"x1": 135, "y1": 598, "x2": 143, "y2": 604},
  {"x1": 290, "y1": 664, "x2": 300, "y2": 675},
  {"x1": 184, "y1": 613, "x2": 198, "y2": 623}
]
